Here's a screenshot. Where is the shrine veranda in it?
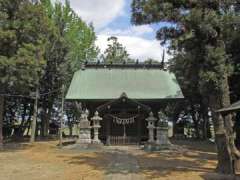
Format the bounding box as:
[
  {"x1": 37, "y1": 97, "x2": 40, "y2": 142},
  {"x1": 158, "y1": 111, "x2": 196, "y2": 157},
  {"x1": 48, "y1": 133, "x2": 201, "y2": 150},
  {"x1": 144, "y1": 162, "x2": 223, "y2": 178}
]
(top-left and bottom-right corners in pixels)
[{"x1": 66, "y1": 63, "x2": 184, "y2": 146}]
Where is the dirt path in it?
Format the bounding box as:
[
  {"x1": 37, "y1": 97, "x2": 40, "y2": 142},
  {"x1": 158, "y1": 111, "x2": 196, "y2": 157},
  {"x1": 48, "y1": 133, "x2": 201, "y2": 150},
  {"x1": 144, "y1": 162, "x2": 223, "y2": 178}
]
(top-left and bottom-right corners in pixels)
[
  {"x1": 1, "y1": 140, "x2": 239, "y2": 180},
  {"x1": 104, "y1": 146, "x2": 144, "y2": 180}
]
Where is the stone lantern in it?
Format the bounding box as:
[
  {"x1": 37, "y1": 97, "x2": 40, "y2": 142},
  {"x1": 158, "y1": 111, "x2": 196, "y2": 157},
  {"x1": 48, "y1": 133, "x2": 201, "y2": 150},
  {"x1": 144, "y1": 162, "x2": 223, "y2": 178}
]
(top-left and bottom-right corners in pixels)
[
  {"x1": 76, "y1": 109, "x2": 91, "y2": 144},
  {"x1": 156, "y1": 111, "x2": 170, "y2": 146},
  {"x1": 91, "y1": 111, "x2": 102, "y2": 144},
  {"x1": 146, "y1": 112, "x2": 157, "y2": 143}
]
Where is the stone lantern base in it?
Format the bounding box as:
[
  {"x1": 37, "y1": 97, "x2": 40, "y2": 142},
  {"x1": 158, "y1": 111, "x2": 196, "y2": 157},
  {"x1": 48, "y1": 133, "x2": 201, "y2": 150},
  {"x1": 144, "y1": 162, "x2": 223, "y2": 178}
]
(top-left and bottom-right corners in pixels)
[
  {"x1": 76, "y1": 120, "x2": 91, "y2": 144},
  {"x1": 144, "y1": 125, "x2": 171, "y2": 151},
  {"x1": 92, "y1": 139, "x2": 103, "y2": 144},
  {"x1": 92, "y1": 138, "x2": 103, "y2": 145},
  {"x1": 76, "y1": 128, "x2": 91, "y2": 144},
  {"x1": 143, "y1": 141, "x2": 171, "y2": 151},
  {"x1": 156, "y1": 126, "x2": 170, "y2": 145},
  {"x1": 65, "y1": 142, "x2": 104, "y2": 151}
]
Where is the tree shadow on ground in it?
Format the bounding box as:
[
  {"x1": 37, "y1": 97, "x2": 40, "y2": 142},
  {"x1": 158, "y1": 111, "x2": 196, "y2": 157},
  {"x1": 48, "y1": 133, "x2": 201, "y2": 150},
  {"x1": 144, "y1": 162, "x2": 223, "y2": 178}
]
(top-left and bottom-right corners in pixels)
[
  {"x1": 201, "y1": 173, "x2": 240, "y2": 180},
  {"x1": 57, "y1": 149, "x2": 140, "y2": 175},
  {"x1": 41, "y1": 139, "x2": 240, "y2": 180},
  {"x1": 57, "y1": 140, "x2": 221, "y2": 179},
  {"x1": 0, "y1": 142, "x2": 32, "y2": 152},
  {"x1": 134, "y1": 151, "x2": 216, "y2": 179},
  {"x1": 171, "y1": 139, "x2": 216, "y2": 152},
  {"x1": 1, "y1": 136, "x2": 63, "y2": 152},
  {"x1": 1, "y1": 137, "x2": 78, "y2": 153}
]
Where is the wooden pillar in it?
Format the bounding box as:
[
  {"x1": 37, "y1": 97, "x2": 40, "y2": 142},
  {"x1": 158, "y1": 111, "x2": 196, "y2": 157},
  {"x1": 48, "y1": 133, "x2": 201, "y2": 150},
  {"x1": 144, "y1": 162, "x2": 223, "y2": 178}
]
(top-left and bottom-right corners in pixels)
[{"x1": 106, "y1": 116, "x2": 111, "y2": 145}]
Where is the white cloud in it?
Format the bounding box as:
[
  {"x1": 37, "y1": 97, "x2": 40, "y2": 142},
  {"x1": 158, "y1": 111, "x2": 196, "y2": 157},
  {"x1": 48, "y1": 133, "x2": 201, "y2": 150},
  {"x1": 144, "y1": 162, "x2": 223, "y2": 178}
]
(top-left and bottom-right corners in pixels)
[
  {"x1": 51, "y1": 0, "x2": 169, "y2": 61},
  {"x1": 96, "y1": 35, "x2": 169, "y2": 61},
  {"x1": 99, "y1": 25, "x2": 154, "y2": 36},
  {"x1": 53, "y1": 0, "x2": 125, "y2": 30}
]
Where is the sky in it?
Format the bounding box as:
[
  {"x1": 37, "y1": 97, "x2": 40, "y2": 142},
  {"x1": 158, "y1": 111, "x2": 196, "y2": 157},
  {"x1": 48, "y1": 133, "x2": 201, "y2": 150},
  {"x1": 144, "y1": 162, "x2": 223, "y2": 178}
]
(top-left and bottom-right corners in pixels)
[{"x1": 53, "y1": 0, "x2": 169, "y2": 61}]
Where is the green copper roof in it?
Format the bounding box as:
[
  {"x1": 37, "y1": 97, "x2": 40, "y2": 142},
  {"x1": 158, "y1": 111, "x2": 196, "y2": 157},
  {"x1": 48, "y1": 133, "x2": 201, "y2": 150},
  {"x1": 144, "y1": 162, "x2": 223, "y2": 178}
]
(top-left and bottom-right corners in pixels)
[{"x1": 66, "y1": 68, "x2": 184, "y2": 100}]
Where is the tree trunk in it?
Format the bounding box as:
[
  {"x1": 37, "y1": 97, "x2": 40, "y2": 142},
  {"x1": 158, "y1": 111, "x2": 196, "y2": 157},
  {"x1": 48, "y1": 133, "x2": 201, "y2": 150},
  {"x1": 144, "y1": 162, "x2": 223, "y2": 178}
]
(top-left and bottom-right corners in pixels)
[
  {"x1": 30, "y1": 88, "x2": 39, "y2": 143},
  {"x1": 200, "y1": 104, "x2": 209, "y2": 140},
  {"x1": 202, "y1": 117, "x2": 209, "y2": 139},
  {"x1": 215, "y1": 132, "x2": 233, "y2": 173},
  {"x1": 41, "y1": 98, "x2": 53, "y2": 137},
  {"x1": 15, "y1": 100, "x2": 28, "y2": 137},
  {"x1": 0, "y1": 96, "x2": 4, "y2": 149},
  {"x1": 44, "y1": 104, "x2": 52, "y2": 137},
  {"x1": 59, "y1": 85, "x2": 65, "y2": 148},
  {"x1": 235, "y1": 113, "x2": 240, "y2": 149},
  {"x1": 40, "y1": 108, "x2": 45, "y2": 137},
  {"x1": 69, "y1": 124, "x2": 73, "y2": 136},
  {"x1": 224, "y1": 113, "x2": 240, "y2": 172},
  {"x1": 67, "y1": 116, "x2": 73, "y2": 136},
  {"x1": 208, "y1": 75, "x2": 240, "y2": 174},
  {"x1": 221, "y1": 76, "x2": 240, "y2": 173},
  {"x1": 191, "y1": 109, "x2": 200, "y2": 139},
  {"x1": 209, "y1": 96, "x2": 233, "y2": 173},
  {"x1": 24, "y1": 103, "x2": 33, "y2": 137}
]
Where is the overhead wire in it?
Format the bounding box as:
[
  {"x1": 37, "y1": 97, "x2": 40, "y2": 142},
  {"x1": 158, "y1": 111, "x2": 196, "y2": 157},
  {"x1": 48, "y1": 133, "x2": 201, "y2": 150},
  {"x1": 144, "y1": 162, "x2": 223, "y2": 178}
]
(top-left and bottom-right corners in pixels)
[{"x1": 0, "y1": 88, "x2": 63, "y2": 98}]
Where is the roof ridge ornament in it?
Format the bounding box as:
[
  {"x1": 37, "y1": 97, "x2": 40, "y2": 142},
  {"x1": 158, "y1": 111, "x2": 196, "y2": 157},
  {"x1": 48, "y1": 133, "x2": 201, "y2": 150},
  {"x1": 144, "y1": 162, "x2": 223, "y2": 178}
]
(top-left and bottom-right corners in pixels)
[{"x1": 81, "y1": 61, "x2": 166, "y2": 69}]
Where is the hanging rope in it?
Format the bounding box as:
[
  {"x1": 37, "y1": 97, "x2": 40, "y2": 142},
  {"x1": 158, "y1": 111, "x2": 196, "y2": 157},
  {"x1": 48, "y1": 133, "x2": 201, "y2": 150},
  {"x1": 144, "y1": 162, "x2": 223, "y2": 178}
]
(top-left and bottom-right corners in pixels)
[{"x1": 110, "y1": 114, "x2": 138, "y2": 125}]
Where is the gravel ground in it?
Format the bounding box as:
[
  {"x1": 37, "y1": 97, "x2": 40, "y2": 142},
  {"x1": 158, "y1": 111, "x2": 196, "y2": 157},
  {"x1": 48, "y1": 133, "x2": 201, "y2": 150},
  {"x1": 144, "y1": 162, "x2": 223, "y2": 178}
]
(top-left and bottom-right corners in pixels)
[{"x1": 0, "y1": 140, "x2": 239, "y2": 180}]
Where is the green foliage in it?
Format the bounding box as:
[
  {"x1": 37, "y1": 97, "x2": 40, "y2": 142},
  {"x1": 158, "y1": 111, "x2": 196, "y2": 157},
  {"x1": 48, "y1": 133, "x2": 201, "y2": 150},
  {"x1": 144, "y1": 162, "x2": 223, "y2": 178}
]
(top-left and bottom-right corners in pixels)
[
  {"x1": 132, "y1": 1, "x2": 240, "y2": 173},
  {"x1": 0, "y1": 0, "x2": 99, "y2": 138},
  {"x1": 0, "y1": 0, "x2": 51, "y2": 93},
  {"x1": 102, "y1": 36, "x2": 134, "y2": 63},
  {"x1": 41, "y1": 0, "x2": 98, "y2": 87},
  {"x1": 132, "y1": 0, "x2": 239, "y2": 94}
]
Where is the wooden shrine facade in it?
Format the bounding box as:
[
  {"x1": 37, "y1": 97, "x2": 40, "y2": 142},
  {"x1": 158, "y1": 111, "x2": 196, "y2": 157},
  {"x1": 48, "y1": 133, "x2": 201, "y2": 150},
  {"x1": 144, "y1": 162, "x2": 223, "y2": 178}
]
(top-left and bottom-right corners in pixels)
[{"x1": 66, "y1": 63, "x2": 184, "y2": 145}]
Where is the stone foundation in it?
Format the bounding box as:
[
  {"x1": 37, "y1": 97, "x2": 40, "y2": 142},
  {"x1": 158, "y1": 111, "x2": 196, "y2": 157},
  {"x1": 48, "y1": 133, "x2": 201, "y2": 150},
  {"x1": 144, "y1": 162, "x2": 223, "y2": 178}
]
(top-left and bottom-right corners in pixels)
[
  {"x1": 76, "y1": 128, "x2": 91, "y2": 144},
  {"x1": 156, "y1": 126, "x2": 170, "y2": 146},
  {"x1": 76, "y1": 110, "x2": 92, "y2": 145}
]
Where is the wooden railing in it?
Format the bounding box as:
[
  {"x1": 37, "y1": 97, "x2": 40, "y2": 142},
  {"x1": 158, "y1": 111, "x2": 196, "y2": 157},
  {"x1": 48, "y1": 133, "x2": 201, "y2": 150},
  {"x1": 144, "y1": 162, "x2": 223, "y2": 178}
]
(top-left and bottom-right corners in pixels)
[{"x1": 110, "y1": 136, "x2": 139, "y2": 145}]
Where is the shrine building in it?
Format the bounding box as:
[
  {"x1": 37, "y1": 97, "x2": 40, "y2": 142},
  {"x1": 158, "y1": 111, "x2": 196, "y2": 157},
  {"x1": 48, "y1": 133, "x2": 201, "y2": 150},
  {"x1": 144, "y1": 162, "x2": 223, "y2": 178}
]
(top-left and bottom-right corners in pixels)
[{"x1": 66, "y1": 62, "x2": 184, "y2": 145}]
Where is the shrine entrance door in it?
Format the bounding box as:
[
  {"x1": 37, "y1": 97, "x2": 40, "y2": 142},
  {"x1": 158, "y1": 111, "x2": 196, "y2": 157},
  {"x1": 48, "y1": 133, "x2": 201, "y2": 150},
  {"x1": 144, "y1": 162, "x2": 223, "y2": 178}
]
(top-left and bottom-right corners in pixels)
[
  {"x1": 107, "y1": 113, "x2": 145, "y2": 145},
  {"x1": 96, "y1": 93, "x2": 150, "y2": 145}
]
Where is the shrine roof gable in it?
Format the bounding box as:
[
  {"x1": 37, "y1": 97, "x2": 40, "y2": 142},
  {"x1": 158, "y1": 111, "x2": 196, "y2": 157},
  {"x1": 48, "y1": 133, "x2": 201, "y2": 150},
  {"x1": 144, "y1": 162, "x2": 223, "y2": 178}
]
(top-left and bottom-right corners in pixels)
[{"x1": 66, "y1": 66, "x2": 184, "y2": 100}]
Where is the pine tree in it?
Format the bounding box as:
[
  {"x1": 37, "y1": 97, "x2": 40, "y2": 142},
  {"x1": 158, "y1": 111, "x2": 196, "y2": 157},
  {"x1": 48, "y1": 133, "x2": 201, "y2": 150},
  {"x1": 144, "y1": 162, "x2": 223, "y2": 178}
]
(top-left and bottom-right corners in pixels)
[
  {"x1": 132, "y1": 0, "x2": 240, "y2": 174},
  {"x1": 0, "y1": 0, "x2": 52, "y2": 145},
  {"x1": 103, "y1": 36, "x2": 134, "y2": 63},
  {"x1": 39, "y1": 0, "x2": 99, "y2": 136}
]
